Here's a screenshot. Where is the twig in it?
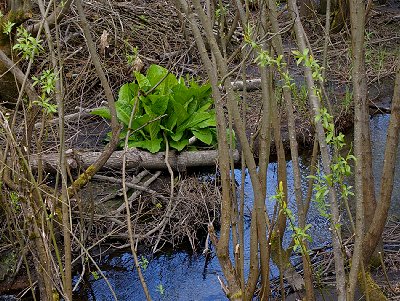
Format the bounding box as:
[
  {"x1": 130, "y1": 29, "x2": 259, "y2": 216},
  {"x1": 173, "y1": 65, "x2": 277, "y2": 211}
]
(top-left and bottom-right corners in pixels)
[
  {"x1": 93, "y1": 174, "x2": 168, "y2": 201},
  {"x1": 152, "y1": 133, "x2": 174, "y2": 253},
  {"x1": 113, "y1": 171, "x2": 162, "y2": 214},
  {"x1": 69, "y1": 0, "x2": 121, "y2": 198}
]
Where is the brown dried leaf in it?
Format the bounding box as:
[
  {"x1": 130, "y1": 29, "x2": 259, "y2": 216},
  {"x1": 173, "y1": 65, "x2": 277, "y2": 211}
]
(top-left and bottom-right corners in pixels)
[
  {"x1": 132, "y1": 56, "x2": 144, "y2": 73},
  {"x1": 99, "y1": 30, "x2": 110, "y2": 55}
]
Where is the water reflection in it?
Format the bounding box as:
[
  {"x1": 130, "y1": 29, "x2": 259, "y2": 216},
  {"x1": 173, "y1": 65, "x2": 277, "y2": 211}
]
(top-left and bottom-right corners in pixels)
[
  {"x1": 77, "y1": 114, "x2": 399, "y2": 301},
  {"x1": 79, "y1": 251, "x2": 226, "y2": 300}
]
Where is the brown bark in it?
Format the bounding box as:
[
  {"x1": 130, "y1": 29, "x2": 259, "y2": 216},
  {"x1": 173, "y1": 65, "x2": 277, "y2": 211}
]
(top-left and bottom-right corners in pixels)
[
  {"x1": 348, "y1": 0, "x2": 367, "y2": 298},
  {"x1": 287, "y1": 1, "x2": 347, "y2": 299},
  {"x1": 362, "y1": 59, "x2": 400, "y2": 262},
  {"x1": 172, "y1": 2, "x2": 243, "y2": 299}
]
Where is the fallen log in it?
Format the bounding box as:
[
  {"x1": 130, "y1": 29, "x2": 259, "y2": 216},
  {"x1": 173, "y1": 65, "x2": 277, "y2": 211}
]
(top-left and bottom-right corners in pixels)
[
  {"x1": 30, "y1": 148, "x2": 240, "y2": 172},
  {"x1": 230, "y1": 78, "x2": 262, "y2": 91}
]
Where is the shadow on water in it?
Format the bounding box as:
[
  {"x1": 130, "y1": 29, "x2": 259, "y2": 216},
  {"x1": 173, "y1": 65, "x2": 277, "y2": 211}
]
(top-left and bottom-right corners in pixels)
[{"x1": 61, "y1": 114, "x2": 400, "y2": 300}]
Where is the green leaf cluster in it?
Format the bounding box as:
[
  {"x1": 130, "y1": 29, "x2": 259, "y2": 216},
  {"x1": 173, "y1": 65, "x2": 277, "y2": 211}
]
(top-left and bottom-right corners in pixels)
[
  {"x1": 32, "y1": 69, "x2": 58, "y2": 114},
  {"x1": 13, "y1": 26, "x2": 43, "y2": 60},
  {"x1": 292, "y1": 48, "x2": 323, "y2": 82},
  {"x1": 92, "y1": 64, "x2": 218, "y2": 153},
  {"x1": 270, "y1": 181, "x2": 313, "y2": 255}
]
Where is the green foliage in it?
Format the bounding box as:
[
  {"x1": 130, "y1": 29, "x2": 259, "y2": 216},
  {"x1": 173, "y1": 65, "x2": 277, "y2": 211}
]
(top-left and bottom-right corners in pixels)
[
  {"x1": 156, "y1": 284, "x2": 165, "y2": 295},
  {"x1": 310, "y1": 101, "x2": 355, "y2": 222},
  {"x1": 271, "y1": 181, "x2": 312, "y2": 254},
  {"x1": 342, "y1": 87, "x2": 353, "y2": 111},
  {"x1": 138, "y1": 256, "x2": 149, "y2": 270},
  {"x1": 308, "y1": 170, "x2": 330, "y2": 218},
  {"x1": 91, "y1": 271, "x2": 99, "y2": 280},
  {"x1": 2, "y1": 20, "x2": 15, "y2": 35},
  {"x1": 32, "y1": 69, "x2": 58, "y2": 114},
  {"x1": 292, "y1": 84, "x2": 308, "y2": 112},
  {"x1": 292, "y1": 49, "x2": 323, "y2": 82},
  {"x1": 126, "y1": 46, "x2": 139, "y2": 66},
  {"x1": 9, "y1": 191, "x2": 20, "y2": 212},
  {"x1": 292, "y1": 48, "x2": 355, "y2": 227},
  {"x1": 13, "y1": 26, "x2": 43, "y2": 60},
  {"x1": 92, "y1": 64, "x2": 219, "y2": 153},
  {"x1": 215, "y1": 3, "x2": 229, "y2": 19}
]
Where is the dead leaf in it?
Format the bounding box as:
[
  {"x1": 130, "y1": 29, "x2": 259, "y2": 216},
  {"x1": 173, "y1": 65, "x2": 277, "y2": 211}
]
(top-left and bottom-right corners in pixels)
[
  {"x1": 132, "y1": 56, "x2": 144, "y2": 73},
  {"x1": 99, "y1": 30, "x2": 110, "y2": 56}
]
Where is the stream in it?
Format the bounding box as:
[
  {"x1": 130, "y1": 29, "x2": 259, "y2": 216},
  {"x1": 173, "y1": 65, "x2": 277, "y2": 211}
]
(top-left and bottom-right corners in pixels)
[
  {"x1": 2, "y1": 114, "x2": 397, "y2": 301},
  {"x1": 74, "y1": 113, "x2": 400, "y2": 301}
]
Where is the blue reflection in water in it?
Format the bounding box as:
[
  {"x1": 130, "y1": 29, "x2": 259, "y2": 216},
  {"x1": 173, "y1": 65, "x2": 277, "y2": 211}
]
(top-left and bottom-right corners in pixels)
[
  {"x1": 370, "y1": 114, "x2": 400, "y2": 214},
  {"x1": 78, "y1": 158, "x2": 332, "y2": 301},
  {"x1": 81, "y1": 251, "x2": 226, "y2": 300},
  {"x1": 78, "y1": 114, "x2": 400, "y2": 301}
]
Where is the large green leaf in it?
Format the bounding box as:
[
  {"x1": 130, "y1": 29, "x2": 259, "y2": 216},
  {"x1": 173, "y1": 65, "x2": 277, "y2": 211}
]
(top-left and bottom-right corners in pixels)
[
  {"x1": 163, "y1": 114, "x2": 177, "y2": 131},
  {"x1": 187, "y1": 98, "x2": 198, "y2": 115},
  {"x1": 171, "y1": 83, "x2": 191, "y2": 105},
  {"x1": 142, "y1": 101, "x2": 154, "y2": 116},
  {"x1": 146, "y1": 64, "x2": 168, "y2": 86},
  {"x1": 146, "y1": 65, "x2": 178, "y2": 94},
  {"x1": 170, "y1": 130, "x2": 185, "y2": 142},
  {"x1": 196, "y1": 115, "x2": 216, "y2": 128},
  {"x1": 118, "y1": 82, "x2": 137, "y2": 104},
  {"x1": 159, "y1": 124, "x2": 174, "y2": 135},
  {"x1": 134, "y1": 71, "x2": 151, "y2": 92},
  {"x1": 145, "y1": 118, "x2": 161, "y2": 140},
  {"x1": 196, "y1": 83, "x2": 212, "y2": 100},
  {"x1": 192, "y1": 128, "x2": 213, "y2": 145},
  {"x1": 169, "y1": 97, "x2": 189, "y2": 125},
  {"x1": 170, "y1": 138, "x2": 189, "y2": 151},
  {"x1": 130, "y1": 115, "x2": 152, "y2": 131},
  {"x1": 197, "y1": 100, "x2": 213, "y2": 112},
  {"x1": 116, "y1": 101, "x2": 133, "y2": 127},
  {"x1": 161, "y1": 74, "x2": 179, "y2": 93},
  {"x1": 128, "y1": 138, "x2": 163, "y2": 153},
  {"x1": 90, "y1": 107, "x2": 111, "y2": 119},
  {"x1": 176, "y1": 111, "x2": 212, "y2": 133},
  {"x1": 148, "y1": 94, "x2": 169, "y2": 115}
]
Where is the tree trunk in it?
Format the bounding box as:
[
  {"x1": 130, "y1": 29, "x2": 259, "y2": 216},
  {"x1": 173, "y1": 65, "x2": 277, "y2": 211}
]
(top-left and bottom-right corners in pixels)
[
  {"x1": 348, "y1": 0, "x2": 367, "y2": 298},
  {"x1": 287, "y1": 1, "x2": 347, "y2": 299},
  {"x1": 362, "y1": 59, "x2": 400, "y2": 262}
]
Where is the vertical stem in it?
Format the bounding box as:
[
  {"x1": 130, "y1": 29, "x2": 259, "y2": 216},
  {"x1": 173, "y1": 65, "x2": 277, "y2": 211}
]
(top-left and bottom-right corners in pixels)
[
  {"x1": 348, "y1": 0, "x2": 367, "y2": 298},
  {"x1": 322, "y1": 0, "x2": 331, "y2": 80},
  {"x1": 363, "y1": 58, "x2": 400, "y2": 261},
  {"x1": 122, "y1": 96, "x2": 152, "y2": 301},
  {"x1": 287, "y1": 1, "x2": 347, "y2": 299},
  {"x1": 173, "y1": 1, "x2": 242, "y2": 298},
  {"x1": 36, "y1": 0, "x2": 72, "y2": 297}
]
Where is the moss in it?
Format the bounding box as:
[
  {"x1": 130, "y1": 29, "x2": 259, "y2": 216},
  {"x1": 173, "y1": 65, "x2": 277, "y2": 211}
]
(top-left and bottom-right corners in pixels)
[
  {"x1": 68, "y1": 165, "x2": 96, "y2": 196},
  {"x1": 358, "y1": 269, "x2": 388, "y2": 301},
  {"x1": 0, "y1": 251, "x2": 17, "y2": 281},
  {"x1": 270, "y1": 230, "x2": 290, "y2": 270},
  {"x1": 227, "y1": 289, "x2": 242, "y2": 300}
]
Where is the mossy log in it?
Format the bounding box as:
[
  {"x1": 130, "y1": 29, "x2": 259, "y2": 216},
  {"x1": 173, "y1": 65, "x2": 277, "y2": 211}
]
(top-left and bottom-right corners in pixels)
[
  {"x1": 358, "y1": 269, "x2": 388, "y2": 301},
  {"x1": 29, "y1": 148, "x2": 240, "y2": 172}
]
